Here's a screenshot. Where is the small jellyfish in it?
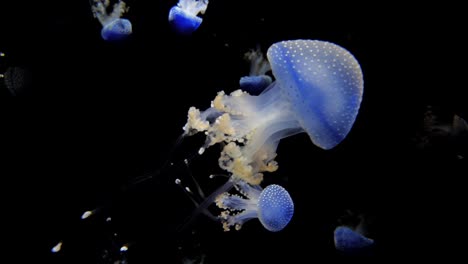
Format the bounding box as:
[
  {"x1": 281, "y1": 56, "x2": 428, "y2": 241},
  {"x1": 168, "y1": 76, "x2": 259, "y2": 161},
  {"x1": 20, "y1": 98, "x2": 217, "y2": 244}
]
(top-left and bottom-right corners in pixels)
[
  {"x1": 413, "y1": 105, "x2": 468, "y2": 157},
  {"x1": 179, "y1": 176, "x2": 294, "y2": 232},
  {"x1": 168, "y1": 0, "x2": 209, "y2": 35},
  {"x1": 239, "y1": 45, "x2": 272, "y2": 94},
  {"x1": 334, "y1": 226, "x2": 374, "y2": 254},
  {"x1": 184, "y1": 39, "x2": 364, "y2": 186},
  {"x1": 216, "y1": 179, "x2": 293, "y2": 232},
  {"x1": 0, "y1": 52, "x2": 32, "y2": 96},
  {"x1": 91, "y1": 0, "x2": 132, "y2": 41},
  {"x1": 334, "y1": 210, "x2": 375, "y2": 254}
]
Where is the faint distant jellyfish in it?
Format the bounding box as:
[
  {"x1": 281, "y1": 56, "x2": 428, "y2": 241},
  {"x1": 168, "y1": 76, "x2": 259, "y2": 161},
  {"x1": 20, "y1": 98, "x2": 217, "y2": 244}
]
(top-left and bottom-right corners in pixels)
[
  {"x1": 334, "y1": 210, "x2": 375, "y2": 254},
  {"x1": 168, "y1": 0, "x2": 209, "y2": 35},
  {"x1": 91, "y1": 0, "x2": 132, "y2": 41},
  {"x1": 239, "y1": 45, "x2": 272, "y2": 94},
  {"x1": 0, "y1": 52, "x2": 32, "y2": 96},
  {"x1": 183, "y1": 39, "x2": 364, "y2": 186},
  {"x1": 334, "y1": 226, "x2": 374, "y2": 253}
]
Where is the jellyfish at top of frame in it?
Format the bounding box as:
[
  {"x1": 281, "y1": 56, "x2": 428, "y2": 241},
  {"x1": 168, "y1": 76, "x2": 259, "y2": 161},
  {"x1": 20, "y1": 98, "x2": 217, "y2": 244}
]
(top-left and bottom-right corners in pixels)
[
  {"x1": 183, "y1": 39, "x2": 364, "y2": 186},
  {"x1": 239, "y1": 45, "x2": 273, "y2": 95},
  {"x1": 91, "y1": 0, "x2": 132, "y2": 41},
  {"x1": 168, "y1": 0, "x2": 209, "y2": 35}
]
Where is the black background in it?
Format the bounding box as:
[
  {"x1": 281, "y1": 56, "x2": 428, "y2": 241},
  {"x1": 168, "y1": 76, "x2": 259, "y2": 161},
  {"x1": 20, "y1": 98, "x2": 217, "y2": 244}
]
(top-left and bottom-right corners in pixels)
[{"x1": 1, "y1": 0, "x2": 466, "y2": 263}]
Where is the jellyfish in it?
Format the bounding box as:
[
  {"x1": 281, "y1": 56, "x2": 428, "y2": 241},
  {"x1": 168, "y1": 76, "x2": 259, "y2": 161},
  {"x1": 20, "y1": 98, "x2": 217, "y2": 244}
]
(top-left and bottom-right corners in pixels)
[
  {"x1": 0, "y1": 52, "x2": 32, "y2": 96},
  {"x1": 413, "y1": 105, "x2": 468, "y2": 158},
  {"x1": 168, "y1": 0, "x2": 209, "y2": 35},
  {"x1": 178, "y1": 176, "x2": 294, "y2": 232},
  {"x1": 239, "y1": 45, "x2": 272, "y2": 94},
  {"x1": 216, "y1": 179, "x2": 294, "y2": 232},
  {"x1": 334, "y1": 210, "x2": 375, "y2": 254},
  {"x1": 334, "y1": 226, "x2": 374, "y2": 254},
  {"x1": 183, "y1": 39, "x2": 364, "y2": 186},
  {"x1": 91, "y1": 0, "x2": 132, "y2": 41},
  {"x1": 181, "y1": 39, "x2": 363, "y2": 232}
]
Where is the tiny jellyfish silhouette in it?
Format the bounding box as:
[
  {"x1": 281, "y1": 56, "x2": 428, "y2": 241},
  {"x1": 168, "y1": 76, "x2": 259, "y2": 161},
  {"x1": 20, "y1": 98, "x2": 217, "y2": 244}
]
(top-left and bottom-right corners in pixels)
[
  {"x1": 91, "y1": 0, "x2": 132, "y2": 41},
  {"x1": 413, "y1": 105, "x2": 468, "y2": 158},
  {"x1": 168, "y1": 0, "x2": 209, "y2": 35},
  {"x1": 183, "y1": 39, "x2": 364, "y2": 186},
  {"x1": 1, "y1": 52, "x2": 32, "y2": 96},
  {"x1": 51, "y1": 241, "x2": 63, "y2": 253},
  {"x1": 239, "y1": 45, "x2": 272, "y2": 94},
  {"x1": 334, "y1": 210, "x2": 375, "y2": 254},
  {"x1": 334, "y1": 226, "x2": 374, "y2": 253}
]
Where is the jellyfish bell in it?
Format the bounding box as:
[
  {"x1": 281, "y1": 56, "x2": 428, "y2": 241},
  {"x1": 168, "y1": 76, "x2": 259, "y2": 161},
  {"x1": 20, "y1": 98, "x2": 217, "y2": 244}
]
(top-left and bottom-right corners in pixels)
[
  {"x1": 91, "y1": 0, "x2": 132, "y2": 41},
  {"x1": 183, "y1": 39, "x2": 364, "y2": 186},
  {"x1": 239, "y1": 46, "x2": 273, "y2": 94},
  {"x1": 334, "y1": 226, "x2": 374, "y2": 254},
  {"x1": 168, "y1": 0, "x2": 209, "y2": 35},
  {"x1": 101, "y1": 18, "x2": 132, "y2": 41},
  {"x1": 334, "y1": 210, "x2": 375, "y2": 254}
]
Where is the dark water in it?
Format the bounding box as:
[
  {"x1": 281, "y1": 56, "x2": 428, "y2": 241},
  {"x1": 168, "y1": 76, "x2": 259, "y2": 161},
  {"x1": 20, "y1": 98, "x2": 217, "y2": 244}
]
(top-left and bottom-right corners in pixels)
[{"x1": 1, "y1": 0, "x2": 466, "y2": 263}]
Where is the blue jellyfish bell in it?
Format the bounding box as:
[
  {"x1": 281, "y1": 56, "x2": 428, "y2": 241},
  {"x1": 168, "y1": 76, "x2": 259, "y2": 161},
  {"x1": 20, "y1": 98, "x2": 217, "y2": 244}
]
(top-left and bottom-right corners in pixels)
[
  {"x1": 168, "y1": 0, "x2": 209, "y2": 35},
  {"x1": 91, "y1": 0, "x2": 132, "y2": 41},
  {"x1": 334, "y1": 226, "x2": 374, "y2": 253},
  {"x1": 239, "y1": 46, "x2": 272, "y2": 95},
  {"x1": 216, "y1": 180, "x2": 294, "y2": 232}
]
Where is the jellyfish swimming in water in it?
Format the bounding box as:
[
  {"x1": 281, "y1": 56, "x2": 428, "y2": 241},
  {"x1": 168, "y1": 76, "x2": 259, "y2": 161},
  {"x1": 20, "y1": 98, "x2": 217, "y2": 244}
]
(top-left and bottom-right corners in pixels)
[
  {"x1": 239, "y1": 45, "x2": 272, "y2": 95},
  {"x1": 168, "y1": 0, "x2": 209, "y2": 35},
  {"x1": 0, "y1": 52, "x2": 32, "y2": 96},
  {"x1": 334, "y1": 210, "x2": 375, "y2": 254},
  {"x1": 90, "y1": 0, "x2": 132, "y2": 41},
  {"x1": 216, "y1": 180, "x2": 294, "y2": 232},
  {"x1": 334, "y1": 226, "x2": 374, "y2": 254},
  {"x1": 181, "y1": 39, "x2": 364, "y2": 231},
  {"x1": 177, "y1": 175, "x2": 294, "y2": 232}
]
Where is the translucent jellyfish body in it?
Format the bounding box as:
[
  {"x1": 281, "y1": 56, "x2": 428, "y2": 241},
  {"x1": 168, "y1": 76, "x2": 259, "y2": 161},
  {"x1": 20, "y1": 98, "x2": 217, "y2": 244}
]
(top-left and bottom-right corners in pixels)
[
  {"x1": 184, "y1": 39, "x2": 364, "y2": 186},
  {"x1": 181, "y1": 176, "x2": 294, "y2": 232},
  {"x1": 215, "y1": 180, "x2": 294, "y2": 232},
  {"x1": 91, "y1": 0, "x2": 132, "y2": 41},
  {"x1": 240, "y1": 46, "x2": 272, "y2": 94},
  {"x1": 168, "y1": 0, "x2": 209, "y2": 35},
  {"x1": 334, "y1": 226, "x2": 374, "y2": 253}
]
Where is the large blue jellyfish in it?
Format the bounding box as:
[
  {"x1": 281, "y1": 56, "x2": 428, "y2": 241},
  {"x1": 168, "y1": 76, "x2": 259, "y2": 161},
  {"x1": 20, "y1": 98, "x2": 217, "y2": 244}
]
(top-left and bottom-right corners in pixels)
[
  {"x1": 239, "y1": 46, "x2": 272, "y2": 94},
  {"x1": 334, "y1": 226, "x2": 374, "y2": 253},
  {"x1": 168, "y1": 0, "x2": 209, "y2": 35},
  {"x1": 91, "y1": 0, "x2": 132, "y2": 41},
  {"x1": 184, "y1": 39, "x2": 364, "y2": 186},
  {"x1": 182, "y1": 39, "x2": 363, "y2": 231}
]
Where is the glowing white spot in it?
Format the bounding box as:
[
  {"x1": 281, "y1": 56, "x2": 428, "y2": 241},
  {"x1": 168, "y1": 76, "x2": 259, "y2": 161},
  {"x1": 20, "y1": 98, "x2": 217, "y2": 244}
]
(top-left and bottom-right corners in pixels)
[
  {"x1": 175, "y1": 179, "x2": 181, "y2": 185},
  {"x1": 198, "y1": 147, "x2": 205, "y2": 155},
  {"x1": 106, "y1": 217, "x2": 112, "y2": 222},
  {"x1": 120, "y1": 245, "x2": 128, "y2": 252},
  {"x1": 51, "y1": 241, "x2": 62, "y2": 253},
  {"x1": 81, "y1": 210, "x2": 93, "y2": 220}
]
